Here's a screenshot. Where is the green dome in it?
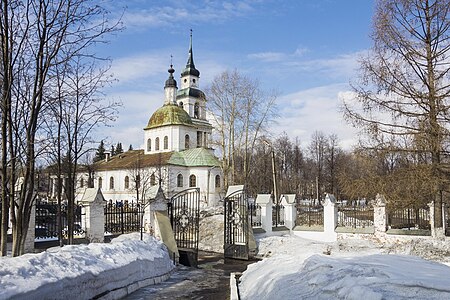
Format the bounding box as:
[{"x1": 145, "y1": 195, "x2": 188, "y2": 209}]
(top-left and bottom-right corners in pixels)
[{"x1": 146, "y1": 104, "x2": 193, "y2": 129}]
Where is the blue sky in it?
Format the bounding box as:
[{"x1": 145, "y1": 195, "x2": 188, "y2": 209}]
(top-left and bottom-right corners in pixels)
[{"x1": 96, "y1": 0, "x2": 375, "y2": 150}]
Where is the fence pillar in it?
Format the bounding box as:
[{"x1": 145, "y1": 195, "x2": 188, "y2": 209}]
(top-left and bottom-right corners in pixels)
[
  {"x1": 429, "y1": 201, "x2": 445, "y2": 239},
  {"x1": 148, "y1": 186, "x2": 168, "y2": 238},
  {"x1": 373, "y1": 194, "x2": 387, "y2": 235},
  {"x1": 256, "y1": 194, "x2": 272, "y2": 233},
  {"x1": 24, "y1": 201, "x2": 36, "y2": 253},
  {"x1": 80, "y1": 188, "x2": 105, "y2": 243},
  {"x1": 323, "y1": 194, "x2": 337, "y2": 235},
  {"x1": 280, "y1": 194, "x2": 296, "y2": 230}
]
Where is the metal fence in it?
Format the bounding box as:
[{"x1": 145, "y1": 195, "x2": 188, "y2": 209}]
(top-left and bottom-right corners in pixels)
[
  {"x1": 104, "y1": 200, "x2": 143, "y2": 235},
  {"x1": 272, "y1": 204, "x2": 285, "y2": 226},
  {"x1": 445, "y1": 204, "x2": 450, "y2": 236},
  {"x1": 248, "y1": 202, "x2": 261, "y2": 227},
  {"x1": 337, "y1": 202, "x2": 374, "y2": 229},
  {"x1": 35, "y1": 199, "x2": 84, "y2": 240},
  {"x1": 388, "y1": 206, "x2": 430, "y2": 230},
  {"x1": 296, "y1": 202, "x2": 324, "y2": 227}
]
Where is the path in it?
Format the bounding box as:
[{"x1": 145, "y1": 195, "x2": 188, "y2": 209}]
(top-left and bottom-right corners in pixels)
[{"x1": 125, "y1": 251, "x2": 256, "y2": 300}]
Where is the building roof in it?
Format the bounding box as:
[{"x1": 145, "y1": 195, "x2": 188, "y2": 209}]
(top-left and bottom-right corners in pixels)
[
  {"x1": 145, "y1": 104, "x2": 193, "y2": 130},
  {"x1": 177, "y1": 87, "x2": 205, "y2": 100},
  {"x1": 93, "y1": 150, "x2": 174, "y2": 171},
  {"x1": 181, "y1": 31, "x2": 200, "y2": 78},
  {"x1": 167, "y1": 148, "x2": 221, "y2": 167}
]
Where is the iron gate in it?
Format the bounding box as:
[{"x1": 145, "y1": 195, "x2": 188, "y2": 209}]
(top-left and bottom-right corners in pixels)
[
  {"x1": 168, "y1": 188, "x2": 200, "y2": 267},
  {"x1": 224, "y1": 189, "x2": 249, "y2": 260}
]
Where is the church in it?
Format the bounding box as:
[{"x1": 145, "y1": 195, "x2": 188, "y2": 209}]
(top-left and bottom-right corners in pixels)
[{"x1": 75, "y1": 34, "x2": 223, "y2": 206}]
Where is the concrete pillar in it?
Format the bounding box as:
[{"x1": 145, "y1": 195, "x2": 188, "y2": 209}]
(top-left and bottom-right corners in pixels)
[
  {"x1": 374, "y1": 194, "x2": 387, "y2": 235},
  {"x1": 256, "y1": 194, "x2": 272, "y2": 233},
  {"x1": 80, "y1": 188, "x2": 105, "y2": 243},
  {"x1": 280, "y1": 194, "x2": 297, "y2": 230},
  {"x1": 323, "y1": 194, "x2": 337, "y2": 235}
]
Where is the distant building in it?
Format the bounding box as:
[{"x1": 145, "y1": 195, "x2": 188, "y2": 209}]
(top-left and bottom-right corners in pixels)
[{"x1": 68, "y1": 34, "x2": 224, "y2": 206}]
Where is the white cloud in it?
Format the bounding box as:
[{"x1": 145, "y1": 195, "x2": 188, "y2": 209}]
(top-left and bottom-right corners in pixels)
[
  {"x1": 272, "y1": 84, "x2": 359, "y2": 150},
  {"x1": 109, "y1": 54, "x2": 168, "y2": 84}
]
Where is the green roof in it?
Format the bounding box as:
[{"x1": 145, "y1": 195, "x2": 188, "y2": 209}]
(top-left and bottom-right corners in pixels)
[
  {"x1": 168, "y1": 148, "x2": 221, "y2": 167},
  {"x1": 145, "y1": 104, "x2": 193, "y2": 129}
]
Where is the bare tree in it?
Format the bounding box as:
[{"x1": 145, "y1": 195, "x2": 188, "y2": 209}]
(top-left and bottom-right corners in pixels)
[
  {"x1": 0, "y1": 0, "x2": 120, "y2": 256},
  {"x1": 342, "y1": 0, "x2": 450, "y2": 229},
  {"x1": 207, "y1": 69, "x2": 277, "y2": 189}
]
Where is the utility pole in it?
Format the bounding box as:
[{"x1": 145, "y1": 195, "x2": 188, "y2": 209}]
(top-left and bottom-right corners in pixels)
[{"x1": 263, "y1": 140, "x2": 278, "y2": 204}]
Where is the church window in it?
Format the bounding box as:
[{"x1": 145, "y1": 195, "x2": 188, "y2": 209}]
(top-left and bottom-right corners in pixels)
[
  {"x1": 189, "y1": 174, "x2": 196, "y2": 187},
  {"x1": 215, "y1": 175, "x2": 221, "y2": 188},
  {"x1": 164, "y1": 136, "x2": 168, "y2": 149},
  {"x1": 147, "y1": 138, "x2": 151, "y2": 151},
  {"x1": 155, "y1": 137, "x2": 160, "y2": 151},
  {"x1": 177, "y1": 174, "x2": 183, "y2": 187},
  {"x1": 109, "y1": 177, "x2": 114, "y2": 190},
  {"x1": 185, "y1": 134, "x2": 190, "y2": 149},
  {"x1": 193, "y1": 79, "x2": 196, "y2": 83},
  {"x1": 80, "y1": 178, "x2": 84, "y2": 188},
  {"x1": 184, "y1": 79, "x2": 187, "y2": 83},
  {"x1": 197, "y1": 131, "x2": 202, "y2": 147},
  {"x1": 179, "y1": 101, "x2": 183, "y2": 107},
  {"x1": 194, "y1": 102, "x2": 199, "y2": 118},
  {"x1": 150, "y1": 174, "x2": 156, "y2": 186},
  {"x1": 98, "y1": 177, "x2": 102, "y2": 189},
  {"x1": 124, "y1": 176, "x2": 129, "y2": 189}
]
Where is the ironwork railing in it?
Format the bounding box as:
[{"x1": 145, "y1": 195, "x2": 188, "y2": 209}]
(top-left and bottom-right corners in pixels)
[
  {"x1": 337, "y1": 202, "x2": 374, "y2": 228},
  {"x1": 35, "y1": 199, "x2": 84, "y2": 240},
  {"x1": 272, "y1": 204, "x2": 285, "y2": 226},
  {"x1": 248, "y1": 202, "x2": 261, "y2": 227},
  {"x1": 296, "y1": 202, "x2": 324, "y2": 227},
  {"x1": 104, "y1": 200, "x2": 143, "y2": 235},
  {"x1": 445, "y1": 204, "x2": 450, "y2": 237},
  {"x1": 387, "y1": 206, "x2": 430, "y2": 231}
]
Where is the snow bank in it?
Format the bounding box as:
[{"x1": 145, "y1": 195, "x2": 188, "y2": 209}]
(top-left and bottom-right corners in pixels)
[
  {"x1": 199, "y1": 214, "x2": 224, "y2": 253},
  {"x1": 240, "y1": 235, "x2": 450, "y2": 300},
  {"x1": 0, "y1": 233, "x2": 175, "y2": 300}
]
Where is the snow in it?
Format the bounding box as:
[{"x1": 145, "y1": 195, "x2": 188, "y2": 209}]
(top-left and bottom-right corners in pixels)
[
  {"x1": 0, "y1": 233, "x2": 175, "y2": 299},
  {"x1": 239, "y1": 234, "x2": 450, "y2": 300}
]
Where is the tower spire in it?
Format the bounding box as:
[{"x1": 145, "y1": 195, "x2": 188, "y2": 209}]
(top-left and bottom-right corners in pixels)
[{"x1": 182, "y1": 29, "x2": 200, "y2": 78}]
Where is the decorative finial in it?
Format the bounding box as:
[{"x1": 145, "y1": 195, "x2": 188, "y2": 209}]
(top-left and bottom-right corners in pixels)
[{"x1": 170, "y1": 54, "x2": 173, "y2": 68}]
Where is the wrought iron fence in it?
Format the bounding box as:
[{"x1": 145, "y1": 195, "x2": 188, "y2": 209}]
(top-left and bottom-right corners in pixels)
[
  {"x1": 248, "y1": 202, "x2": 261, "y2": 227},
  {"x1": 388, "y1": 206, "x2": 430, "y2": 230},
  {"x1": 296, "y1": 202, "x2": 324, "y2": 227},
  {"x1": 272, "y1": 204, "x2": 285, "y2": 226},
  {"x1": 445, "y1": 204, "x2": 450, "y2": 236},
  {"x1": 337, "y1": 202, "x2": 374, "y2": 228},
  {"x1": 35, "y1": 199, "x2": 84, "y2": 240},
  {"x1": 104, "y1": 200, "x2": 143, "y2": 235}
]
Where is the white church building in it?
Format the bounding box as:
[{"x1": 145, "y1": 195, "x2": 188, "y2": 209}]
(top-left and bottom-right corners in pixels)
[{"x1": 75, "y1": 35, "x2": 224, "y2": 206}]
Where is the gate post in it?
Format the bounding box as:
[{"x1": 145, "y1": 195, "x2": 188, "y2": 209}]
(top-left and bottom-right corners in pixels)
[
  {"x1": 323, "y1": 194, "x2": 337, "y2": 236},
  {"x1": 80, "y1": 188, "x2": 105, "y2": 243},
  {"x1": 374, "y1": 194, "x2": 387, "y2": 236},
  {"x1": 256, "y1": 194, "x2": 272, "y2": 233},
  {"x1": 281, "y1": 194, "x2": 296, "y2": 230}
]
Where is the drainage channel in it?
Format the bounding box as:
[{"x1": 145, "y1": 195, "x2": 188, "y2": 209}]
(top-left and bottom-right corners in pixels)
[{"x1": 124, "y1": 251, "x2": 256, "y2": 300}]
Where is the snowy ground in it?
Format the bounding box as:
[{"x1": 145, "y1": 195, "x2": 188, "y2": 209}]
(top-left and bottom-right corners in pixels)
[
  {"x1": 0, "y1": 233, "x2": 174, "y2": 299},
  {"x1": 239, "y1": 234, "x2": 450, "y2": 300}
]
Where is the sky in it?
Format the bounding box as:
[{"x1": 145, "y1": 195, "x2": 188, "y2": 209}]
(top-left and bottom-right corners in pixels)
[{"x1": 94, "y1": 0, "x2": 376, "y2": 151}]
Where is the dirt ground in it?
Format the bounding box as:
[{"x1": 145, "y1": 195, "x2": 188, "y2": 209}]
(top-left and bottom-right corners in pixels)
[{"x1": 124, "y1": 251, "x2": 256, "y2": 300}]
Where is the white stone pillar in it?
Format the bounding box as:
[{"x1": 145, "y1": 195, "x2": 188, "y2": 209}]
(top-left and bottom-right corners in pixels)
[
  {"x1": 429, "y1": 201, "x2": 445, "y2": 239},
  {"x1": 323, "y1": 194, "x2": 337, "y2": 235},
  {"x1": 80, "y1": 188, "x2": 105, "y2": 243},
  {"x1": 280, "y1": 194, "x2": 297, "y2": 230},
  {"x1": 374, "y1": 194, "x2": 387, "y2": 236},
  {"x1": 256, "y1": 194, "x2": 272, "y2": 233}
]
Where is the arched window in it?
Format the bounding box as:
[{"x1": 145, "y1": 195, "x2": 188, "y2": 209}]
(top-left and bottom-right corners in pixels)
[
  {"x1": 109, "y1": 177, "x2": 114, "y2": 190},
  {"x1": 147, "y1": 138, "x2": 151, "y2": 151},
  {"x1": 197, "y1": 131, "x2": 202, "y2": 147},
  {"x1": 164, "y1": 136, "x2": 168, "y2": 150},
  {"x1": 194, "y1": 102, "x2": 199, "y2": 118},
  {"x1": 179, "y1": 101, "x2": 183, "y2": 107},
  {"x1": 80, "y1": 178, "x2": 84, "y2": 188},
  {"x1": 185, "y1": 134, "x2": 190, "y2": 149},
  {"x1": 215, "y1": 175, "x2": 221, "y2": 188},
  {"x1": 150, "y1": 174, "x2": 156, "y2": 186},
  {"x1": 189, "y1": 174, "x2": 196, "y2": 187},
  {"x1": 124, "y1": 176, "x2": 129, "y2": 189},
  {"x1": 155, "y1": 137, "x2": 160, "y2": 151},
  {"x1": 177, "y1": 174, "x2": 183, "y2": 187},
  {"x1": 98, "y1": 177, "x2": 103, "y2": 189}
]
